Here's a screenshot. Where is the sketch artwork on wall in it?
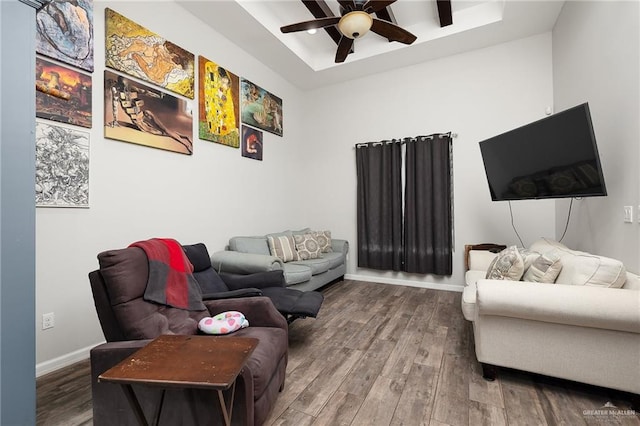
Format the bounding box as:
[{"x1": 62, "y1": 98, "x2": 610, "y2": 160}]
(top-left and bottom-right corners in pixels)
[
  {"x1": 104, "y1": 70, "x2": 193, "y2": 155},
  {"x1": 36, "y1": 0, "x2": 94, "y2": 73},
  {"x1": 36, "y1": 57, "x2": 92, "y2": 128},
  {"x1": 198, "y1": 55, "x2": 240, "y2": 148},
  {"x1": 36, "y1": 121, "x2": 90, "y2": 208},
  {"x1": 241, "y1": 125, "x2": 263, "y2": 161},
  {"x1": 240, "y1": 78, "x2": 283, "y2": 137},
  {"x1": 105, "y1": 8, "x2": 195, "y2": 99}
]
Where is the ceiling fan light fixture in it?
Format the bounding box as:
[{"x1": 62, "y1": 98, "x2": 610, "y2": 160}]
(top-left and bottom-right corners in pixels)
[{"x1": 337, "y1": 11, "x2": 373, "y2": 39}]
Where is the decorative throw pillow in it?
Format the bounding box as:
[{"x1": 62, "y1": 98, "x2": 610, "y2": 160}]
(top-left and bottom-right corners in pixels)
[
  {"x1": 518, "y1": 248, "x2": 539, "y2": 272},
  {"x1": 312, "y1": 230, "x2": 333, "y2": 253},
  {"x1": 267, "y1": 234, "x2": 299, "y2": 262},
  {"x1": 294, "y1": 233, "x2": 322, "y2": 260},
  {"x1": 485, "y1": 245, "x2": 525, "y2": 281},
  {"x1": 198, "y1": 311, "x2": 249, "y2": 335},
  {"x1": 523, "y1": 250, "x2": 563, "y2": 283}
]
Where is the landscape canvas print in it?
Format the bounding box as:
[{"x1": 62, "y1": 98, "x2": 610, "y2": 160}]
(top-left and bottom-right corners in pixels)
[
  {"x1": 36, "y1": 57, "x2": 92, "y2": 128},
  {"x1": 36, "y1": 121, "x2": 90, "y2": 208},
  {"x1": 36, "y1": 0, "x2": 94, "y2": 72},
  {"x1": 241, "y1": 125, "x2": 263, "y2": 161},
  {"x1": 104, "y1": 70, "x2": 193, "y2": 155},
  {"x1": 105, "y1": 8, "x2": 195, "y2": 99},
  {"x1": 240, "y1": 78, "x2": 283, "y2": 136},
  {"x1": 198, "y1": 56, "x2": 240, "y2": 148}
]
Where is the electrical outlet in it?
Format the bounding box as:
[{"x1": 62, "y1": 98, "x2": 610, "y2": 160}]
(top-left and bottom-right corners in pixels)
[
  {"x1": 623, "y1": 206, "x2": 633, "y2": 223},
  {"x1": 42, "y1": 312, "x2": 55, "y2": 330}
]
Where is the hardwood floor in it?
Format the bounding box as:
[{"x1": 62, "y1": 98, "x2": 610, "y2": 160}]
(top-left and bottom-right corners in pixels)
[{"x1": 37, "y1": 280, "x2": 639, "y2": 426}]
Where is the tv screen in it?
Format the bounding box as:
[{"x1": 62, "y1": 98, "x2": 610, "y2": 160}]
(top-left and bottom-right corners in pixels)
[{"x1": 479, "y1": 103, "x2": 607, "y2": 201}]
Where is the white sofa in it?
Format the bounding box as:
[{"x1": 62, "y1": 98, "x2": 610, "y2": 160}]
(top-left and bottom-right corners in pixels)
[{"x1": 462, "y1": 238, "x2": 640, "y2": 395}]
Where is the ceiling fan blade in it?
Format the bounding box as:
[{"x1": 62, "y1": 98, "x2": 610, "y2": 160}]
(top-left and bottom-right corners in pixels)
[
  {"x1": 363, "y1": 0, "x2": 396, "y2": 14},
  {"x1": 337, "y1": 0, "x2": 356, "y2": 12},
  {"x1": 370, "y1": 18, "x2": 417, "y2": 44},
  {"x1": 280, "y1": 17, "x2": 341, "y2": 33},
  {"x1": 335, "y1": 36, "x2": 354, "y2": 63}
]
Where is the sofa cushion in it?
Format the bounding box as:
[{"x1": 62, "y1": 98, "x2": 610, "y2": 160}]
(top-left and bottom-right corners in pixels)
[
  {"x1": 519, "y1": 248, "x2": 539, "y2": 272},
  {"x1": 320, "y1": 251, "x2": 344, "y2": 270},
  {"x1": 294, "y1": 233, "x2": 322, "y2": 260},
  {"x1": 229, "y1": 236, "x2": 270, "y2": 255},
  {"x1": 267, "y1": 234, "x2": 299, "y2": 262},
  {"x1": 291, "y1": 257, "x2": 331, "y2": 275},
  {"x1": 522, "y1": 250, "x2": 562, "y2": 283},
  {"x1": 529, "y1": 238, "x2": 626, "y2": 288},
  {"x1": 282, "y1": 263, "x2": 313, "y2": 285},
  {"x1": 485, "y1": 246, "x2": 525, "y2": 281}
]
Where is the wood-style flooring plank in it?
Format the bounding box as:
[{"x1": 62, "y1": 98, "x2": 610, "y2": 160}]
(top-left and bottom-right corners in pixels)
[{"x1": 37, "y1": 280, "x2": 640, "y2": 426}]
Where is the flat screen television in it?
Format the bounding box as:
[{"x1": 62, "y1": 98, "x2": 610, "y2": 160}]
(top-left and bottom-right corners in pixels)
[{"x1": 479, "y1": 103, "x2": 607, "y2": 201}]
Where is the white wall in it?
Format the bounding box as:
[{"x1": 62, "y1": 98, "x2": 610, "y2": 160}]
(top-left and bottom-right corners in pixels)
[
  {"x1": 301, "y1": 33, "x2": 556, "y2": 290},
  {"x1": 35, "y1": 1, "x2": 308, "y2": 371},
  {"x1": 552, "y1": 1, "x2": 640, "y2": 271}
]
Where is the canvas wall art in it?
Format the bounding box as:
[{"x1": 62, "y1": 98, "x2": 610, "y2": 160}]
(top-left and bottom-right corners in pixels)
[
  {"x1": 240, "y1": 78, "x2": 283, "y2": 137},
  {"x1": 241, "y1": 125, "x2": 263, "y2": 161},
  {"x1": 36, "y1": 0, "x2": 94, "y2": 72},
  {"x1": 36, "y1": 57, "x2": 92, "y2": 128},
  {"x1": 104, "y1": 70, "x2": 193, "y2": 155},
  {"x1": 36, "y1": 121, "x2": 90, "y2": 208},
  {"x1": 198, "y1": 56, "x2": 240, "y2": 148},
  {"x1": 105, "y1": 8, "x2": 195, "y2": 99}
]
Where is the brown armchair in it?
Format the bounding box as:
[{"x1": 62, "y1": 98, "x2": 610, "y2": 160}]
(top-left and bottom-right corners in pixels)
[{"x1": 89, "y1": 245, "x2": 288, "y2": 426}]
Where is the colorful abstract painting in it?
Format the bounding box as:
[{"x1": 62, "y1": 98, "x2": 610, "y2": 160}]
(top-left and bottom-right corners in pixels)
[
  {"x1": 241, "y1": 125, "x2": 263, "y2": 161},
  {"x1": 36, "y1": 57, "x2": 92, "y2": 128},
  {"x1": 36, "y1": 0, "x2": 94, "y2": 72},
  {"x1": 240, "y1": 78, "x2": 283, "y2": 137},
  {"x1": 104, "y1": 70, "x2": 193, "y2": 155},
  {"x1": 36, "y1": 121, "x2": 90, "y2": 208},
  {"x1": 105, "y1": 8, "x2": 195, "y2": 99},
  {"x1": 198, "y1": 56, "x2": 240, "y2": 148}
]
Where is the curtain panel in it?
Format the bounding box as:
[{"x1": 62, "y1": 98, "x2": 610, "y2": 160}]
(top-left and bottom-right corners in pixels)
[
  {"x1": 356, "y1": 141, "x2": 403, "y2": 271},
  {"x1": 355, "y1": 134, "x2": 453, "y2": 275},
  {"x1": 404, "y1": 135, "x2": 453, "y2": 274}
]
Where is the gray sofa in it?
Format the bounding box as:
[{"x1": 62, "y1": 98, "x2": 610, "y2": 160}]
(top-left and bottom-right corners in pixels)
[{"x1": 211, "y1": 230, "x2": 348, "y2": 292}]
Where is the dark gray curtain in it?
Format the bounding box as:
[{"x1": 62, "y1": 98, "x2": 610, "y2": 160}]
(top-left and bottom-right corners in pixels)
[
  {"x1": 404, "y1": 135, "x2": 453, "y2": 274},
  {"x1": 356, "y1": 141, "x2": 403, "y2": 270}
]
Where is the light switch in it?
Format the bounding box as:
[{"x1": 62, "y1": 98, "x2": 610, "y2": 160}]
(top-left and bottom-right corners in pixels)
[{"x1": 623, "y1": 206, "x2": 633, "y2": 223}]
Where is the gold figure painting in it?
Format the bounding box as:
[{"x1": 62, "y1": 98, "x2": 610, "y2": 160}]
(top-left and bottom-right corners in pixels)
[
  {"x1": 104, "y1": 70, "x2": 193, "y2": 155},
  {"x1": 198, "y1": 56, "x2": 240, "y2": 148},
  {"x1": 36, "y1": 57, "x2": 92, "y2": 128},
  {"x1": 105, "y1": 8, "x2": 194, "y2": 99}
]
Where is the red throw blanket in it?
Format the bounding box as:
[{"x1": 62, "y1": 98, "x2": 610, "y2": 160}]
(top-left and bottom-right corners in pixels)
[{"x1": 129, "y1": 238, "x2": 205, "y2": 311}]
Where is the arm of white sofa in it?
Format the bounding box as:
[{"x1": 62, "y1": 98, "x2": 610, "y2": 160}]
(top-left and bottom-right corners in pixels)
[
  {"x1": 476, "y1": 280, "x2": 640, "y2": 333},
  {"x1": 211, "y1": 250, "x2": 284, "y2": 274}
]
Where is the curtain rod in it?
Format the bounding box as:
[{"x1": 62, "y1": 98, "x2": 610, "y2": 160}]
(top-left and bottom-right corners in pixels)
[{"x1": 355, "y1": 132, "x2": 457, "y2": 148}]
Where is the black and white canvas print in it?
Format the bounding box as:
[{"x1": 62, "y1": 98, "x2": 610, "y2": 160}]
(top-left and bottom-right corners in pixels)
[{"x1": 36, "y1": 121, "x2": 90, "y2": 208}]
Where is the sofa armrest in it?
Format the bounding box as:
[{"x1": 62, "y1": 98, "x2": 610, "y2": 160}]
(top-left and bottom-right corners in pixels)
[
  {"x1": 331, "y1": 239, "x2": 349, "y2": 255},
  {"x1": 204, "y1": 296, "x2": 288, "y2": 330},
  {"x1": 476, "y1": 280, "x2": 640, "y2": 333},
  {"x1": 202, "y1": 288, "x2": 263, "y2": 300},
  {"x1": 90, "y1": 340, "x2": 152, "y2": 378},
  {"x1": 211, "y1": 250, "x2": 284, "y2": 274}
]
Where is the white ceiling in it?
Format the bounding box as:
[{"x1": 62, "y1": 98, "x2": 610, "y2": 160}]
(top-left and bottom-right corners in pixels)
[{"x1": 177, "y1": 0, "x2": 565, "y2": 90}]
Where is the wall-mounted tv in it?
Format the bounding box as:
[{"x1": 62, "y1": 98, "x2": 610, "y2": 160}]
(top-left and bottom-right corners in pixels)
[{"x1": 479, "y1": 103, "x2": 607, "y2": 201}]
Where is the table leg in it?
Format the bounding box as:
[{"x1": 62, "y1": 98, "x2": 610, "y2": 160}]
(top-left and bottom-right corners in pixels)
[
  {"x1": 121, "y1": 384, "x2": 149, "y2": 426},
  {"x1": 216, "y1": 381, "x2": 236, "y2": 426}
]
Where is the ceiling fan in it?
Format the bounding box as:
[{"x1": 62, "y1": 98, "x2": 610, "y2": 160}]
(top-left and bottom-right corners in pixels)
[{"x1": 280, "y1": 0, "x2": 417, "y2": 63}]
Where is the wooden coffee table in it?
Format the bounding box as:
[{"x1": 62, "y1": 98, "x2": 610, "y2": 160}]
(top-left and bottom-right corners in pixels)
[{"x1": 98, "y1": 334, "x2": 258, "y2": 426}]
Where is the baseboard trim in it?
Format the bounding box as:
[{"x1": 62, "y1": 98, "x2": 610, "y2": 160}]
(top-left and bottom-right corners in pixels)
[
  {"x1": 344, "y1": 274, "x2": 464, "y2": 292},
  {"x1": 36, "y1": 341, "x2": 104, "y2": 377}
]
